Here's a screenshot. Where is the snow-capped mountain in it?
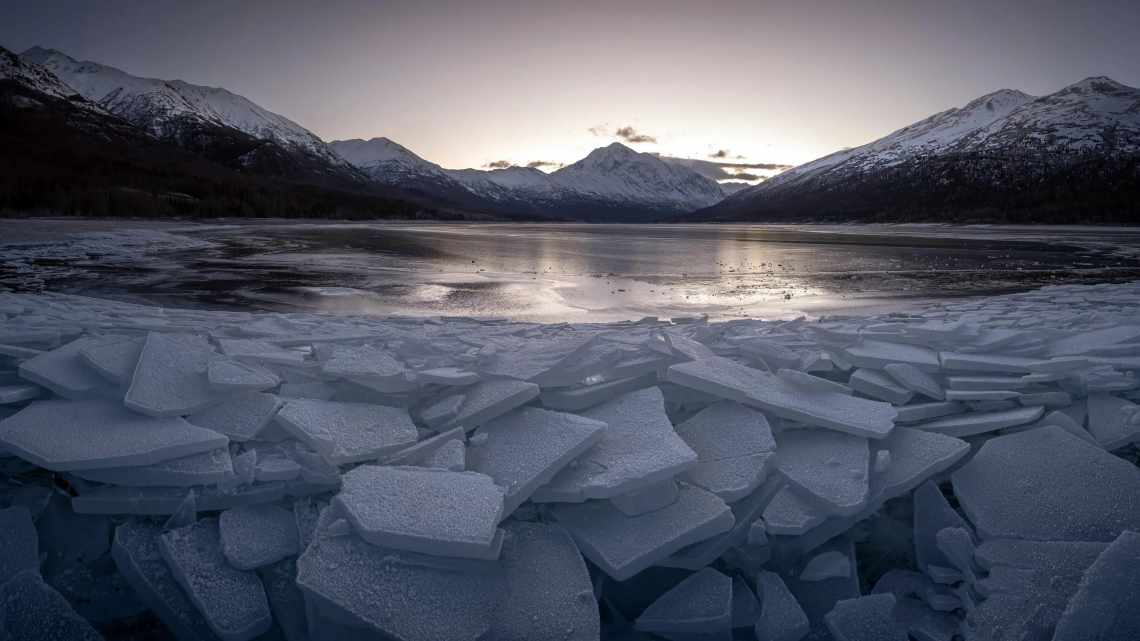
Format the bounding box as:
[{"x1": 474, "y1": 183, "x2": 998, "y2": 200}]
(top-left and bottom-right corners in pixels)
[
  {"x1": 330, "y1": 138, "x2": 726, "y2": 220},
  {"x1": 21, "y1": 47, "x2": 343, "y2": 166},
  {"x1": 1, "y1": 47, "x2": 88, "y2": 101},
  {"x1": 693, "y1": 77, "x2": 1140, "y2": 223}
]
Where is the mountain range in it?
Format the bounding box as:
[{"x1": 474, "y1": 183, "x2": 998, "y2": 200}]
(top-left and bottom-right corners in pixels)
[
  {"x1": 691, "y1": 78, "x2": 1140, "y2": 223},
  {"x1": 2, "y1": 43, "x2": 1138, "y2": 223}
]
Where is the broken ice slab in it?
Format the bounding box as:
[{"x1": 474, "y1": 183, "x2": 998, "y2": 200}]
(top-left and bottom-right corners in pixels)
[
  {"x1": 849, "y1": 368, "x2": 914, "y2": 405},
  {"x1": 79, "y1": 335, "x2": 143, "y2": 385},
  {"x1": 0, "y1": 384, "x2": 40, "y2": 405},
  {"x1": 319, "y1": 343, "x2": 405, "y2": 381},
  {"x1": 0, "y1": 506, "x2": 38, "y2": 584},
  {"x1": 1017, "y1": 390, "x2": 1072, "y2": 408},
  {"x1": 966, "y1": 538, "x2": 1110, "y2": 641},
  {"x1": 939, "y1": 351, "x2": 1037, "y2": 373},
  {"x1": 296, "y1": 526, "x2": 504, "y2": 641},
  {"x1": 125, "y1": 333, "x2": 231, "y2": 417},
  {"x1": 762, "y1": 486, "x2": 829, "y2": 536},
  {"x1": 1086, "y1": 393, "x2": 1140, "y2": 450},
  {"x1": 188, "y1": 392, "x2": 284, "y2": 442},
  {"x1": 913, "y1": 404, "x2": 1043, "y2": 437},
  {"x1": 335, "y1": 465, "x2": 505, "y2": 559},
  {"x1": 419, "y1": 438, "x2": 465, "y2": 471},
  {"x1": 774, "y1": 429, "x2": 869, "y2": 516},
  {"x1": 883, "y1": 363, "x2": 944, "y2": 400},
  {"x1": 218, "y1": 338, "x2": 307, "y2": 366},
  {"x1": 0, "y1": 570, "x2": 104, "y2": 641},
  {"x1": 490, "y1": 522, "x2": 599, "y2": 641},
  {"x1": 208, "y1": 359, "x2": 280, "y2": 392},
  {"x1": 551, "y1": 483, "x2": 733, "y2": 580},
  {"x1": 533, "y1": 387, "x2": 697, "y2": 503},
  {"x1": 912, "y1": 481, "x2": 970, "y2": 576},
  {"x1": 894, "y1": 401, "x2": 965, "y2": 424},
  {"x1": 417, "y1": 367, "x2": 480, "y2": 386},
  {"x1": 732, "y1": 576, "x2": 762, "y2": 630},
  {"x1": 255, "y1": 452, "x2": 303, "y2": 481},
  {"x1": 159, "y1": 518, "x2": 272, "y2": 641},
  {"x1": 946, "y1": 375, "x2": 1033, "y2": 390},
  {"x1": 870, "y1": 570, "x2": 960, "y2": 613},
  {"x1": 944, "y1": 389, "x2": 1021, "y2": 401},
  {"x1": 1052, "y1": 531, "x2": 1140, "y2": 641},
  {"x1": 439, "y1": 378, "x2": 540, "y2": 431},
  {"x1": 112, "y1": 520, "x2": 220, "y2": 641},
  {"x1": 1047, "y1": 325, "x2": 1140, "y2": 356},
  {"x1": 610, "y1": 480, "x2": 680, "y2": 516},
  {"x1": 278, "y1": 381, "x2": 336, "y2": 400},
  {"x1": 800, "y1": 550, "x2": 852, "y2": 581},
  {"x1": 953, "y1": 426, "x2": 1140, "y2": 541},
  {"x1": 275, "y1": 399, "x2": 417, "y2": 465},
  {"x1": 72, "y1": 447, "x2": 233, "y2": 487},
  {"x1": 220, "y1": 504, "x2": 301, "y2": 570},
  {"x1": 777, "y1": 369, "x2": 852, "y2": 395},
  {"x1": 754, "y1": 571, "x2": 810, "y2": 641},
  {"x1": 466, "y1": 407, "x2": 606, "y2": 515},
  {"x1": 845, "y1": 339, "x2": 940, "y2": 372},
  {"x1": 539, "y1": 372, "x2": 658, "y2": 412},
  {"x1": 674, "y1": 401, "x2": 777, "y2": 502},
  {"x1": 17, "y1": 336, "x2": 111, "y2": 399},
  {"x1": 824, "y1": 593, "x2": 908, "y2": 641},
  {"x1": 634, "y1": 567, "x2": 732, "y2": 639},
  {"x1": 258, "y1": 559, "x2": 308, "y2": 641},
  {"x1": 0, "y1": 399, "x2": 228, "y2": 471},
  {"x1": 72, "y1": 478, "x2": 337, "y2": 515},
  {"x1": 666, "y1": 356, "x2": 896, "y2": 439}
]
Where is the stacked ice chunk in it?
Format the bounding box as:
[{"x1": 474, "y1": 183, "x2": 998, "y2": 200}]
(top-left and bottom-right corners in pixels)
[{"x1": 0, "y1": 281, "x2": 1138, "y2": 640}]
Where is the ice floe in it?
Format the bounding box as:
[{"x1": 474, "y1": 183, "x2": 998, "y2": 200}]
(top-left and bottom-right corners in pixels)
[{"x1": 0, "y1": 280, "x2": 1137, "y2": 639}]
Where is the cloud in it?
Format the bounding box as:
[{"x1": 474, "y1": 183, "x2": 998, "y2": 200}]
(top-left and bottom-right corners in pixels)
[
  {"x1": 709, "y1": 149, "x2": 730, "y2": 159},
  {"x1": 526, "y1": 160, "x2": 563, "y2": 169},
  {"x1": 484, "y1": 160, "x2": 513, "y2": 169},
  {"x1": 587, "y1": 125, "x2": 608, "y2": 136},
  {"x1": 655, "y1": 154, "x2": 794, "y2": 181},
  {"x1": 729, "y1": 171, "x2": 762, "y2": 181},
  {"x1": 614, "y1": 126, "x2": 657, "y2": 144}
]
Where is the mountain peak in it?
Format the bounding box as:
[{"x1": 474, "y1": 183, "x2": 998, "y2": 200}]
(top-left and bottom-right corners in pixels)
[{"x1": 1060, "y1": 76, "x2": 1134, "y2": 95}]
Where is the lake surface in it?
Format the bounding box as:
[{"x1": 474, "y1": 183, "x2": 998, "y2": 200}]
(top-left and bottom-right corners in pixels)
[{"x1": 3, "y1": 220, "x2": 1140, "y2": 322}]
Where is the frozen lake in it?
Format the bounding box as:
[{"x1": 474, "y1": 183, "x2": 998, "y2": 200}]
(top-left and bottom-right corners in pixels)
[{"x1": 3, "y1": 220, "x2": 1140, "y2": 322}]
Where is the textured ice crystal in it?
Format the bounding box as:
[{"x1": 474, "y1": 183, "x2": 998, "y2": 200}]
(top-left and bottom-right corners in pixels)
[
  {"x1": 635, "y1": 567, "x2": 733, "y2": 639},
  {"x1": 219, "y1": 504, "x2": 300, "y2": 570},
  {"x1": 275, "y1": 399, "x2": 417, "y2": 464},
  {"x1": 774, "y1": 429, "x2": 870, "y2": 516},
  {"x1": 674, "y1": 401, "x2": 777, "y2": 502}
]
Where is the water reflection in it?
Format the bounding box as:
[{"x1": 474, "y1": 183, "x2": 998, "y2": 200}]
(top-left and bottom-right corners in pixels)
[{"x1": 4, "y1": 221, "x2": 1140, "y2": 322}]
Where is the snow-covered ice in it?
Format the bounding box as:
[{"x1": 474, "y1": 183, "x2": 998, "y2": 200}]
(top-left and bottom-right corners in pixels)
[{"x1": 275, "y1": 398, "x2": 417, "y2": 464}]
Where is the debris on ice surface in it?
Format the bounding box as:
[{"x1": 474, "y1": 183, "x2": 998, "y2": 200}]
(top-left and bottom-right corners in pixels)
[
  {"x1": 491, "y1": 521, "x2": 599, "y2": 641},
  {"x1": 219, "y1": 504, "x2": 300, "y2": 570},
  {"x1": 634, "y1": 567, "x2": 732, "y2": 639},
  {"x1": 0, "y1": 281, "x2": 1139, "y2": 639},
  {"x1": 158, "y1": 518, "x2": 272, "y2": 641},
  {"x1": 534, "y1": 387, "x2": 696, "y2": 502},
  {"x1": 551, "y1": 483, "x2": 733, "y2": 580},
  {"x1": 275, "y1": 398, "x2": 417, "y2": 464},
  {"x1": 466, "y1": 406, "x2": 606, "y2": 514},
  {"x1": 335, "y1": 465, "x2": 505, "y2": 559},
  {"x1": 674, "y1": 401, "x2": 776, "y2": 502},
  {"x1": 125, "y1": 333, "x2": 229, "y2": 417},
  {"x1": 0, "y1": 399, "x2": 227, "y2": 471}
]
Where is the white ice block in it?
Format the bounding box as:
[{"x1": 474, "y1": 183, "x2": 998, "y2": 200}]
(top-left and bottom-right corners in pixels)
[
  {"x1": 533, "y1": 387, "x2": 697, "y2": 502},
  {"x1": 442, "y1": 379, "x2": 540, "y2": 431},
  {"x1": 883, "y1": 363, "x2": 944, "y2": 400},
  {"x1": 775, "y1": 429, "x2": 870, "y2": 516},
  {"x1": 0, "y1": 570, "x2": 104, "y2": 641},
  {"x1": 465, "y1": 406, "x2": 606, "y2": 515},
  {"x1": 0, "y1": 399, "x2": 227, "y2": 471},
  {"x1": 845, "y1": 340, "x2": 940, "y2": 373},
  {"x1": 824, "y1": 594, "x2": 908, "y2": 641},
  {"x1": 850, "y1": 369, "x2": 915, "y2": 405},
  {"x1": 79, "y1": 335, "x2": 143, "y2": 385},
  {"x1": 208, "y1": 359, "x2": 280, "y2": 392},
  {"x1": 635, "y1": 567, "x2": 733, "y2": 639},
  {"x1": 275, "y1": 399, "x2": 417, "y2": 465},
  {"x1": 675, "y1": 401, "x2": 777, "y2": 502},
  {"x1": 73, "y1": 448, "x2": 233, "y2": 487},
  {"x1": 188, "y1": 392, "x2": 283, "y2": 442},
  {"x1": 1052, "y1": 531, "x2": 1140, "y2": 641},
  {"x1": 754, "y1": 571, "x2": 810, "y2": 641},
  {"x1": 18, "y1": 336, "x2": 110, "y2": 399},
  {"x1": 913, "y1": 405, "x2": 1043, "y2": 438},
  {"x1": 219, "y1": 504, "x2": 300, "y2": 570},
  {"x1": 335, "y1": 465, "x2": 505, "y2": 559},
  {"x1": 126, "y1": 333, "x2": 229, "y2": 417}
]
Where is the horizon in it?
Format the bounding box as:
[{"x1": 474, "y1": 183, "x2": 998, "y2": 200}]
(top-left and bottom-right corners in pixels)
[{"x1": 3, "y1": 0, "x2": 1138, "y2": 176}]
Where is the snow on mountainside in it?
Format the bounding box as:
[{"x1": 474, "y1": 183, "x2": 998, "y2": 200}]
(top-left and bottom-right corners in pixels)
[
  {"x1": 0, "y1": 46, "x2": 95, "y2": 103},
  {"x1": 331, "y1": 138, "x2": 726, "y2": 219},
  {"x1": 693, "y1": 76, "x2": 1140, "y2": 224},
  {"x1": 21, "y1": 46, "x2": 341, "y2": 164}
]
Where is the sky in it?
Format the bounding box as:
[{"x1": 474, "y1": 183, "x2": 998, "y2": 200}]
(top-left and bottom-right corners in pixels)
[{"x1": 2, "y1": 0, "x2": 1139, "y2": 174}]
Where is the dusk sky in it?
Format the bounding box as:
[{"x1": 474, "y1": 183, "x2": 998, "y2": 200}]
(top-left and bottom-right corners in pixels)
[{"x1": 3, "y1": 0, "x2": 1139, "y2": 171}]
